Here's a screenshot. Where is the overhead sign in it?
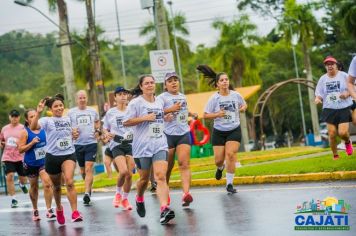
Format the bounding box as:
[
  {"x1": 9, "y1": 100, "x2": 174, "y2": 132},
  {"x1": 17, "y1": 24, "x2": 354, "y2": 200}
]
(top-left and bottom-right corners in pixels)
[{"x1": 149, "y1": 50, "x2": 176, "y2": 83}]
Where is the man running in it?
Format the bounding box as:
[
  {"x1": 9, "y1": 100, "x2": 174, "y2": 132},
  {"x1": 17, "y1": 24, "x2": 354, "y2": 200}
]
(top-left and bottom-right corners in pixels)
[{"x1": 68, "y1": 90, "x2": 100, "y2": 205}]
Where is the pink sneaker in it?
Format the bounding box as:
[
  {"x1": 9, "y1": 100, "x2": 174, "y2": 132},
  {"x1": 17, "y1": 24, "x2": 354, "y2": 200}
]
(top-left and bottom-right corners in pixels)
[
  {"x1": 345, "y1": 141, "x2": 353, "y2": 156},
  {"x1": 182, "y1": 192, "x2": 193, "y2": 207},
  {"x1": 32, "y1": 209, "x2": 41, "y2": 221},
  {"x1": 71, "y1": 210, "x2": 83, "y2": 222},
  {"x1": 113, "y1": 193, "x2": 122, "y2": 208},
  {"x1": 56, "y1": 207, "x2": 65, "y2": 225},
  {"x1": 120, "y1": 198, "x2": 133, "y2": 210}
]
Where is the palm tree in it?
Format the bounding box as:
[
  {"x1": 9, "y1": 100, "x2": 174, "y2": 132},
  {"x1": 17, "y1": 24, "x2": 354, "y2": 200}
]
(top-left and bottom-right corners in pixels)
[
  {"x1": 279, "y1": 0, "x2": 324, "y2": 135},
  {"x1": 211, "y1": 15, "x2": 260, "y2": 87},
  {"x1": 337, "y1": 0, "x2": 356, "y2": 38}
]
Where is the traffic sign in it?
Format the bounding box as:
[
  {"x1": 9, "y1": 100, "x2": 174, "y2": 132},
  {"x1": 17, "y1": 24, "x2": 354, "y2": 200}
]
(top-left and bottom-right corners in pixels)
[{"x1": 149, "y1": 50, "x2": 176, "y2": 83}]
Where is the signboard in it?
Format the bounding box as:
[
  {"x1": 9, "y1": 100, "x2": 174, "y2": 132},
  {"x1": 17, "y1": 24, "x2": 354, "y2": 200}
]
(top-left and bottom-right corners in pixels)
[{"x1": 149, "y1": 50, "x2": 176, "y2": 83}]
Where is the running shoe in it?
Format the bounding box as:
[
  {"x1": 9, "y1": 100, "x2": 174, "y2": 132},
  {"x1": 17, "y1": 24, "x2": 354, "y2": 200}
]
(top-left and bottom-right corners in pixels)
[
  {"x1": 333, "y1": 154, "x2": 340, "y2": 160},
  {"x1": 83, "y1": 193, "x2": 91, "y2": 206},
  {"x1": 215, "y1": 165, "x2": 224, "y2": 180},
  {"x1": 226, "y1": 184, "x2": 237, "y2": 194},
  {"x1": 32, "y1": 209, "x2": 41, "y2": 221},
  {"x1": 56, "y1": 207, "x2": 65, "y2": 225},
  {"x1": 345, "y1": 141, "x2": 353, "y2": 156},
  {"x1": 136, "y1": 201, "x2": 146, "y2": 217},
  {"x1": 113, "y1": 193, "x2": 122, "y2": 208},
  {"x1": 121, "y1": 198, "x2": 133, "y2": 210},
  {"x1": 71, "y1": 210, "x2": 83, "y2": 222},
  {"x1": 11, "y1": 199, "x2": 18, "y2": 208},
  {"x1": 46, "y1": 208, "x2": 56, "y2": 220},
  {"x1": 150, "y1": 181, "x2": 157, "y2": 193},
  {"x1": 20, "y1": 185, "x2": 28, "y2": 194},
  {"x1": 182, "y1": 192, "x2": 193, "y2": 207},
  {"x1": 160, "y1": 208, "x2": 175, "y2": 225}
]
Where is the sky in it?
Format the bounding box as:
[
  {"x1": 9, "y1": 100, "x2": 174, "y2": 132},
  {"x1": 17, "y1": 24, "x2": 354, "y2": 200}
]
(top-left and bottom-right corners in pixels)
[{"x1": 0, "y1": 0, "x2": 277, "y2": 50}]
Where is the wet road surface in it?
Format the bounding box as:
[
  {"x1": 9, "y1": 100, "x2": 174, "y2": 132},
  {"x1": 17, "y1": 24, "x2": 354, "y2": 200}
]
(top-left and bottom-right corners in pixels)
[{"x1": 0, "y1": 181, "x2": 355, "y2": 236}]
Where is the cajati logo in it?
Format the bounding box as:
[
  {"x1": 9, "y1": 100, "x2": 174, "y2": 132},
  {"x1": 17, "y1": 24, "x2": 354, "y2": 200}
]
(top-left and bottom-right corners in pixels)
[{"x1": 294, "y1": 197, "x2": 351, "y2": 231}]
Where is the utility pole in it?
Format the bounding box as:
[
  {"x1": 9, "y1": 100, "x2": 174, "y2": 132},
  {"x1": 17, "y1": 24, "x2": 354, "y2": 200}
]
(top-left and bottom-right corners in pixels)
[
  {"x1": 85, "y1": 0, "x2": 105, "y2": 116},
  {"x1": 114, "y1": 0, "x2": 127, "y2": 88},
  {"x1": 154, "y1": 0, "x2": 170, "y2": 50}
]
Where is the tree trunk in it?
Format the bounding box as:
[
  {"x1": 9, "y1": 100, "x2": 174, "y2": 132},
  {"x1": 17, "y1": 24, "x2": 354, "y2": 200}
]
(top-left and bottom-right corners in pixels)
[
  {"x1": 57, "y1": 0, "x2": 76, "y2": 107},
  {"x1": 85, "y1": 0, "x2": 105, "y2": 116},
  {"x1": 302, "y1": 41, "x2": 320, "y2": 136},
  {"x1": 155, "y1": 0, "x2": 170, "y2": 50}
]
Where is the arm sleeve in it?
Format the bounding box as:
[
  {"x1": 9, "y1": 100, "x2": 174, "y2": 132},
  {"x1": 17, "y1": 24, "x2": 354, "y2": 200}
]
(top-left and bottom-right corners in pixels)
[
  {"x1": 204, "y1": 96, "x2": 216, "y2": 114},
  {"x1": 315, "y1": 77, "x2": 324, "y2": 98},
  {"x1": 123, "y1": 101, "x2": 138, "y2": 122},
  {"x1": 348, "y1": 56, "x2": 356, "y2": 77}
]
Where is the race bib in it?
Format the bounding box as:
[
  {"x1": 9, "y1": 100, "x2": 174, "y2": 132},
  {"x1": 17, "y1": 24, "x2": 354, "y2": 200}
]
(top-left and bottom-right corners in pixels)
[
  {"x1": 56, "y1": 138, "x2": 72, "y2": 151},
  {"x1": 6, "y1": 137, "x2": 17, "y2": 147},
  {"x1": 76, "y1": 115, "x2": 91, "y2": 126},
  {"x1": 176, "y1": 111, "x2": 188, "y2": 124},
  {"x1": 223, "y1": 111, "x2": 236, "y2": 123},
  {"x1": 149, "y1": 123, "x2": 163, "y2": 138},
  {"x1": 123, "y1": 130, "x2": 133, "y2": 141},
  {"x1": 34, "y1": 147, "x2": 46, "y2": 160},
  {"x1": 326, "y1": 92, "x2": 341, "y2": 103}
]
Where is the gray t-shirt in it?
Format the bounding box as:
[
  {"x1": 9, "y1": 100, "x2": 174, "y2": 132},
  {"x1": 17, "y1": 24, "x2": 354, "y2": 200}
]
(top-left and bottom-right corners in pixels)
[
  {"x1": 315, "y1": 71, "x2": 352, "y2": 109},
  {"x1": 123, "y1": 96, "x2": 168, "y2": 158},
  {"x1": 348, "y1": 56, "x2": 356, "y2": 78},
  {"x1": 39, "y1": 116, "x2": 75, "y2": 156},
  {"x1": 204, "y1": 90, "x2": 246, "y2": 131},
  {"x1": 67, "y1": 107, "x2": 99, "y2": 145},
  {"x1": 156, "y1": 92, "x2": 190, "y2": 136},
  {"x1": 103, "y1": 107, "x2": 133, "y2": 150}
]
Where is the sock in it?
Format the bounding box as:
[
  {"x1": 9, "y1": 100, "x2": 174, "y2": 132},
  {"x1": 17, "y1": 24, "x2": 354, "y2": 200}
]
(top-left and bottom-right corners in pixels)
[
  {"x1": 116, "y1": 187, "x2": 122, "y2": 195},
  {"x1": 85, "y1": 192, "x2": 90, "y2": 196},
  {"x1": 11, "y1": 195, "x2": 16, "y2": 200},
  {"x1": 218, "y1": 165, "x2": 225, "y2": 171},
  {"x1": 136, "y1": 195, "x2": 144, "y2": 203},
  {"x1": 160, "y1": 205, "x2": 168, "y2": 213},
  {"x1": 122, "y1": 192, "x2": 129, "y2": 200},
  {"x1": 226, "y1": 173, "x2": 234, "y2": 185}
]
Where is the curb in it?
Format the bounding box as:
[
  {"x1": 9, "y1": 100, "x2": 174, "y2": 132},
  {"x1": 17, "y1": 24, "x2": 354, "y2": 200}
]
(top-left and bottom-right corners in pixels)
[{"x1": 62, "y1": 171, "x2": 356, "y2": 195}]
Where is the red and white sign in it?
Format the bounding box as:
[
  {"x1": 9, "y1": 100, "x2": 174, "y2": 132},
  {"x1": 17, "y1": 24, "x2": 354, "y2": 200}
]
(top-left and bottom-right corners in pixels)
[{"x1": 149, "y1": 50, "x2": 175, "y2": 83}]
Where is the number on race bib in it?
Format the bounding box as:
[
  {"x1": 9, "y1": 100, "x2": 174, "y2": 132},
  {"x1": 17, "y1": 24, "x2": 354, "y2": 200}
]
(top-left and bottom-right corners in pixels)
[
  {"x1": 6, "y1": 137, "x2": 17, "y2": 147},
  {"x1": 223, "y1": 111, "x2": 236, "y2": 124},
  {"x1": 34, "y1": 147, "x2": 46, "y2": 160},
  {"x1": 77, "y1": 115, "x2": 91, "y2": 126},
  {"x1": 123, "y1": 131, "x2": 133, "y2": 141},
  {"x1": 177, "y1": 111, "x2": 188, "y2": 124},
  {"x1": 326, "y1": 92, "x2": 340, "y2": 103},
  {"x1": 56, "y1": 138, "x2": 72, "y2": 151},
  {"x1": 149, "y1": 123, "x2": 163, "y2": 138}
]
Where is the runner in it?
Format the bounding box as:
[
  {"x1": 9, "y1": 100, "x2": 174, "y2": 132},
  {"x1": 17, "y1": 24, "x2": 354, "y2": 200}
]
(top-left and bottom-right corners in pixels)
[
  {"x1": 197, "y1": 65, "x2": 247, "y2": 194},
  {"x1": 102, "y1": 86, "x2": 135, "y2": 210},
  {"x1": 123, "y1": 75, "x2": 175, "y2": 224},
  {"x1": 0, "y1": 109, "x2": 28, "y2": 208},
  {"x1": 347, "y1": 56, "x2": 356, "y2": 124},
  {"x1": 315, "y1": 56, "x2": 353, "y2": 160},
  {"x1": 68, "y1": 90, "x2": 100, "y2": 205},
  {"x1": 30, "y1": 94, "x2": 83, "y2": 224},
  {"x1": 157, "y1": 72, "x2": 195, "y2": 206},
  {"x1": 17, "y1": 109, "x2": 55, "y2": 221}
]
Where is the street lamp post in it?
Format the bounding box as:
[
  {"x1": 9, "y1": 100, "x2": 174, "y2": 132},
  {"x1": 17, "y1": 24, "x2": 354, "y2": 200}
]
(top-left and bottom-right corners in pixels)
[
  {"x1": 114, "y1": 0, "x2": 128, "y2": 88},
  {"x1": 167, "y1": 0, "x2": 184, "y2": 94},
  {"x1": 289, "y1": 24, "x2": 307, "y2": 136}
]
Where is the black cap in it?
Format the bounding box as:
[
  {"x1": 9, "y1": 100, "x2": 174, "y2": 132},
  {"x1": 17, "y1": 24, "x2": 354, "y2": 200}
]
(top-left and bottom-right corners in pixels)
[
  {"x1": 9, "y1": 109, "x2": 20, "y2": 117},
  {"x1": 114, "y1": 86, "x2": 129, "y2": 94}
]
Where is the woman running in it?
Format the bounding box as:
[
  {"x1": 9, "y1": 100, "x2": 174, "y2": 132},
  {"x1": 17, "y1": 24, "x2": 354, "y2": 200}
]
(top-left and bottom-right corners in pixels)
[
  {"x1": 197, "y1": 65, "x2": 247, "y2": 194},
  {"x1": 102, "y1": 86, "x2": 135, "y2": 210},
  {"x1": 30, "y1": 94, "x2": 83, "y2": 225},
  {"x1": 315, "y1": 56, "x2": 353, "y2": 159},
  {"x1": 123, "y1": 75, "x2": 175, "y2": 224},
  {"x1": 157, "y1": 72, "x2": 194, "y2": 206},
  {"x1": 18, "y1": 109, "x2": 55, "y2": 221},
  {"x1": 0, "y1": 109, "x2": 28, "y2": 208}
]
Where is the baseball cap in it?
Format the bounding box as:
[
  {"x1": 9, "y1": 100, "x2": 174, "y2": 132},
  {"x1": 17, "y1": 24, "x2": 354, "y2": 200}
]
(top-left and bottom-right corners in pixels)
[
  {"x1": 323, "y1": 56, "x2": 337, "y2": 64},
  {"x1": 164, "y1": 72, "x2": 179, "y2": 81},
  {"x1": 9, "y1": 109, "x2": 20, "y2": 117},
  {"x1": 114, "y1": 86, "x2": 129, "y2": 94}
]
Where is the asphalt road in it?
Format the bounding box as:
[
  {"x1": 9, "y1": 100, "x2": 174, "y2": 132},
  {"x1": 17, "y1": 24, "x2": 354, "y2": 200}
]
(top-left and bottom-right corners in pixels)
[{"x1": 0, "y1": 181, "x2": 355, "y2": 236}]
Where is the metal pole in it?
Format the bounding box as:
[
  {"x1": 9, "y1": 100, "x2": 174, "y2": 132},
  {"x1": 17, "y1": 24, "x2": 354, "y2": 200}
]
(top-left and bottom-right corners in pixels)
[
  {"x1": 167, "y1": 1, "x2": 184, "y2": 94},
  {"x1": 153, "y1": 0, "x2": 161, "y2": 49},
  {"x1": 290, "y1": 25, "x2": 306, "y2": 136},
  {"x1": 114, "y1": 0, "x2": 127, "y2": 88}
]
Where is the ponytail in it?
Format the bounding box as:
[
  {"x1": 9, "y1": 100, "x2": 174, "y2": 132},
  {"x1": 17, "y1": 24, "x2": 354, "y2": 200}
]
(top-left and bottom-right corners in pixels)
[
  {"x1": 197, "y1": 65, "x2": 234, "y2": 90},
  {"x1": 44, "y1": 94, "x2": 65, "y2": 108}
]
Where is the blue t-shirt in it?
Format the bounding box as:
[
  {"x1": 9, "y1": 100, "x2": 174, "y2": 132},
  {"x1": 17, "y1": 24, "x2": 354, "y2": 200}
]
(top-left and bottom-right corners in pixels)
[{"x1": 24, "y1": 127, "x2": 46, "y2": 167}]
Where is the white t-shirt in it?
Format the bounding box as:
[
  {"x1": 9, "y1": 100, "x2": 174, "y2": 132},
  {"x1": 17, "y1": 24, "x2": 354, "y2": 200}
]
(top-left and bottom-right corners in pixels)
[
  {"x1": 348, "y1": 56, "x2": 356, "y2": 78},
  {"x1": 315, "y1": 71, "x2": 352, "y2": 109},
  {"x1": 123, "y1": 96, "x2": 168, "y2": 158},
  {"x1": 103, "y1": 107, "x2": 133, "y2": 150},
  {"x1": 204, "y1": 90, "x2": 246, "y2": 131},
  {"x1": 39, "y1": 116, "x2": 75, "y2": 156},
  {"x1": 67, "y1": 107, "x2": 99, "y2": 145},
  {"x1": 156, "y1": 92, "x2": 190, "y2": 136}
]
